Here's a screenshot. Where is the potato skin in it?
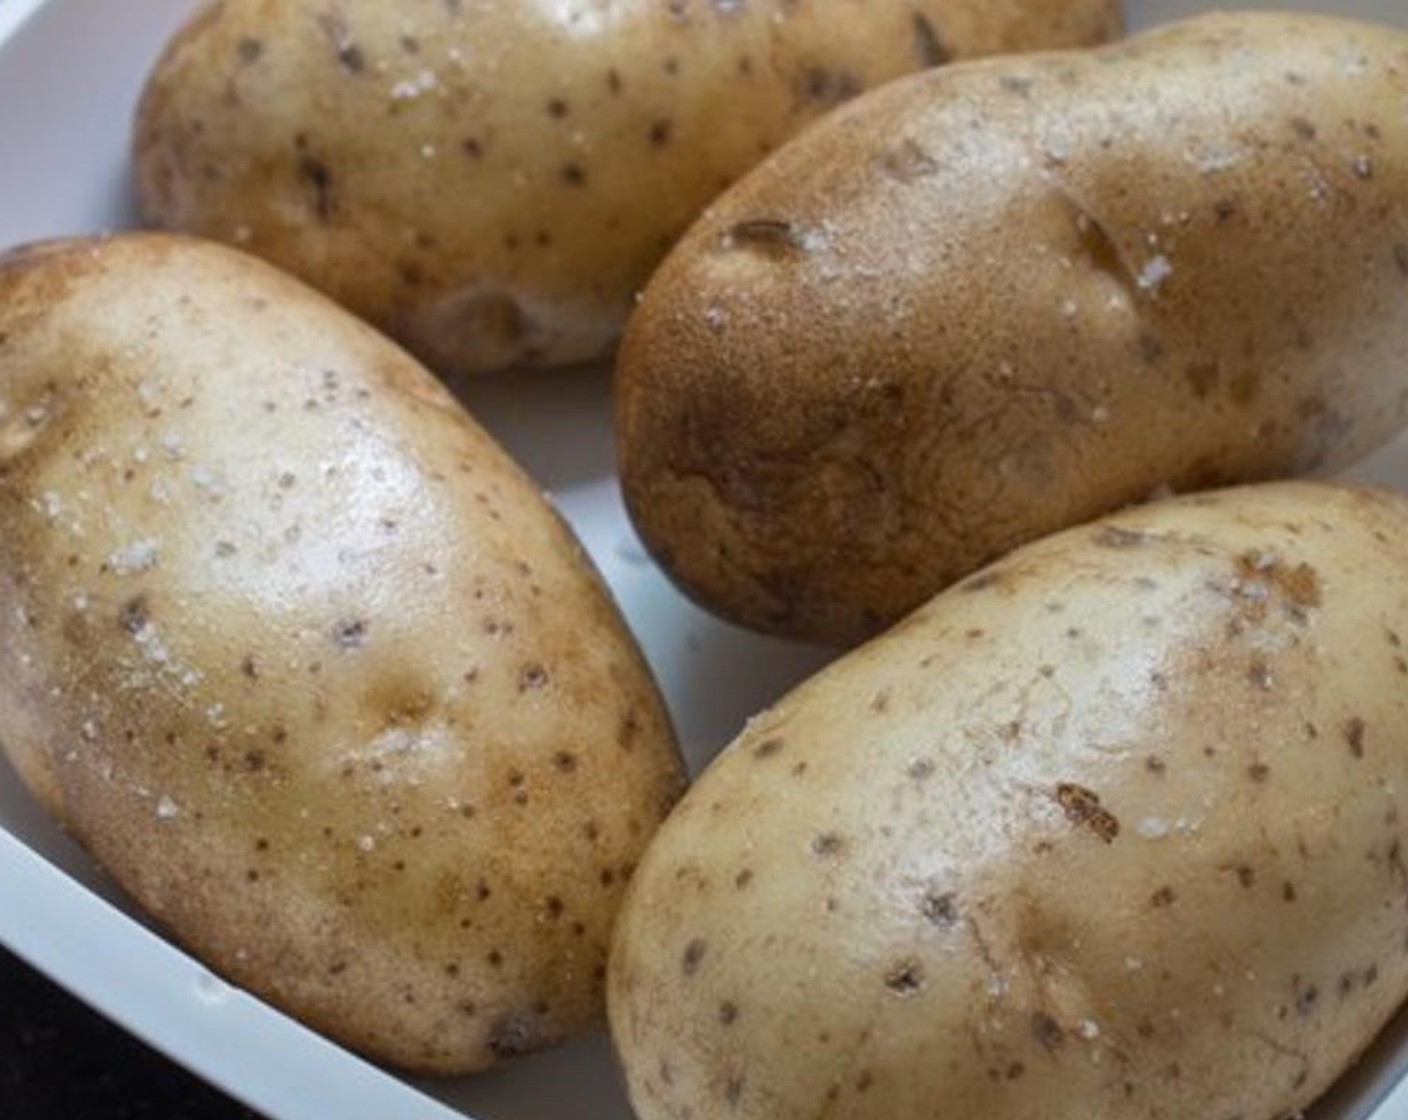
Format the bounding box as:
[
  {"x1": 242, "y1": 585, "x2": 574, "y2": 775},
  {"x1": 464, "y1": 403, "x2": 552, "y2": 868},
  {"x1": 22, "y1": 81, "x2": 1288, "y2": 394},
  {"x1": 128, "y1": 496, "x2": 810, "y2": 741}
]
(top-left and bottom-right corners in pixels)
[
  {"x1": 0, "y1": 234, "x2": 683, "y2": 1073},
  {"x1": 618, "y1": 12, "x2": 1408, "y2": 646},
  {"x1": 133, "y1": 0, "x2": 1121, "y2": 376},
  {"x1": 609, "y1": 481, "x2": 1408, "y2": 1120}
]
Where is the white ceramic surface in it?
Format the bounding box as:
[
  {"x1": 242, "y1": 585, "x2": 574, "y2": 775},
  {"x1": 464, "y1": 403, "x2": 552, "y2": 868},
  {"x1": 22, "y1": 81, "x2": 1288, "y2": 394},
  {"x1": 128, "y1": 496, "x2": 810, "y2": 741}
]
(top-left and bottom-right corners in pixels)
[{"x1": 2, "y1": 1, "x2": 1408, "y2": 1117}]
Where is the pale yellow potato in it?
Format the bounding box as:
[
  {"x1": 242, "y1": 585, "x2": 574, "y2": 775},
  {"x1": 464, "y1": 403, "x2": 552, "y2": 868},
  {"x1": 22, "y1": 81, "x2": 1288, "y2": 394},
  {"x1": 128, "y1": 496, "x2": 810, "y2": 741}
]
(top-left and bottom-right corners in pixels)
[
  {"x1": 133, "y1": 0, "x2": 1122, "y2": 376},
  {"x1": 0, "y1": 234, "x2": 684, "y2": 1074},
  {"x1": 610, "y1": 481, "x2": 1408, "y2": 1120},
  {"x1": 618, "y1": 11, "x2": 1408, "y2": 646}
]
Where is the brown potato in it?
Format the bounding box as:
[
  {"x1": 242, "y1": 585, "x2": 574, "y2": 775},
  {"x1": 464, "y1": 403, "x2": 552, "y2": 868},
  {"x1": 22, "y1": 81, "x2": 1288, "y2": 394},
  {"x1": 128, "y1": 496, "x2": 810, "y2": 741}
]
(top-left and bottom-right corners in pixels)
[
  {"x1": 609, "y1": 480, "x2": 1408, "y2": 1120},
  {"x1": 0, "y1": 233, "x2": 683, "y2": 1073},
  {"x1": 133, "y1": 0, "x2": 1122, "y2": 376},
  {"x1": 617, "y1": 11, "x2": 1408, "y2": 646}
]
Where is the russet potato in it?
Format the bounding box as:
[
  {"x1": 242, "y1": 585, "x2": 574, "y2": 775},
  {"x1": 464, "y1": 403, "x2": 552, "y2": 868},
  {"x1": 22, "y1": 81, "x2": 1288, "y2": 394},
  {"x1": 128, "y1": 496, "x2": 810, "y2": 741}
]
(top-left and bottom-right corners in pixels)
[
  {"x1": 618, "y1": 12, "x2": 1408, "y2": 645},
  {"x1": 0, "y1": 233, "x2": 683, "y2": 1073},
  {"x1": 610, "y1": 481, "x2": 1408, "y2": 1120},
  {"x1": 134, "y1": 0, "x2": 1121, "y2": 375}
]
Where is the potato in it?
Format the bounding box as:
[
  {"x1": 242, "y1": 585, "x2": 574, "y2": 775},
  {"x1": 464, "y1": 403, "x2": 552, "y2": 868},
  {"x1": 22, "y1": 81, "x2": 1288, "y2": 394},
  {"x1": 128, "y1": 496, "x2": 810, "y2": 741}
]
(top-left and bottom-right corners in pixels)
[
  {"x1": 617, "y1": 11, "x2": 1408, "y2": 647},
  {"x1": 610, "y1": 480, "x2": 1408, "y2": 1120},
  {"x1": 133, "y1": 0, "x2": 1122, "y2": 377},
  {"x1": 0, "y1": 233, "x2": 684, "y2": 1073}
]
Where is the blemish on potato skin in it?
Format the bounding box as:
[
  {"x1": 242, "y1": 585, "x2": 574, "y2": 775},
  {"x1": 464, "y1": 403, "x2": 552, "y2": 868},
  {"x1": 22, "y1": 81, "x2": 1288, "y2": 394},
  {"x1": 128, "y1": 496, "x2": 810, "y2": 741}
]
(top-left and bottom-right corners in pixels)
[
  {"x1": 1055, "y1": 783, "x2": 1120, "y2": 842},
  {"x1": 337, "y1": 44, "x2": 365, "y2": 73},
  {"x1": 298, "y1": 155, "x2": 336, "y2": 222},
  {"x1": 723, "y1": 219, "x2": 802, "y2": 257},
  {"x1": 1095, "y1": 526, "x2": 1147, "y2": 549},
  {"x1": 1247, "y1": 658, "x2": 1273, "y2": 691},
  {"x1": 911, "y1": 14, "x2": 950, "y2": 67},
  {"x1": 1249, "y1": 761, "x2": 1271, "y2": 783},
  {"x1": 681, "y1": 938, "x2": 707, "y2": 976},
  {"x1": 1345, "y1": 717, "x2": 1367, "y2": 758},
  {"x1": 1151, "y1": 886, "x2": 1177, "y2": 908},
  {"x1": 1031, "y1": 1012, "x2": 1065, "y2": 1052},
  {"x1": 879, "y1": 138, "x2": 939, "y2": 182},
  {"x1": 486, "y1": 1013, "x2": 539, "y2": 1060},
  {"x1": 800, "y1": 67, "x2": 862, "y2": 105},
  {"x1": 961, "y1": 571, "x2": 1002, "y2": 594},
  {"x1": 118, "y1": 594, "x2": 151, "y2": 635},
  {"x1": 236, "y1": 38, "x2": 263, "y2": 64},
  {"x1": 332, "y1": 617, "x2": 367, "y2": 648},
  {"x1": 752, "y1": 737, "x2": 784, "y2": 759},
  {"x1": 884, "y1": 959, "x2": 926, "y2": 996},
  {"x1": 812, "y1": 831, "x2": 846, "y2": 858}
]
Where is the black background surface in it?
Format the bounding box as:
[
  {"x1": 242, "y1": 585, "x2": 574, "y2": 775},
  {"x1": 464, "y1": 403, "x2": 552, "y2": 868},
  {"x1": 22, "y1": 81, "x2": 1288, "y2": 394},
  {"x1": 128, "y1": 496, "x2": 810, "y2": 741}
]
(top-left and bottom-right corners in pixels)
[{"x1": 0, "y1": 944, "x2": 262, "y2": 1119}]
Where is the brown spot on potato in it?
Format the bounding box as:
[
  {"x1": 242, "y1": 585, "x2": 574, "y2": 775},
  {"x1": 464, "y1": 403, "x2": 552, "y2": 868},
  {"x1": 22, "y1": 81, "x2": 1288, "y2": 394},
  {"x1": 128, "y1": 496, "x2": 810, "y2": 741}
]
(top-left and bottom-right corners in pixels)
[
  {"x1": 879, "y1": 138, "x2": 939, "y2": 182},
  {"x1": 1055, "y1": 783, "x2": 1119, "y2": 843},
  {"x1": 519, "y1": 663, "x2": 548, "y2": 691},
  {"x1": 299, "y1": 156, "x2": 336, "y2": 222},
  {"x1": 1032, "y1": 1012, "x2": 1065, "y2": 1052},
  {"x1": 487, "y1": 1014, "x2": 539, "y2": 1060},
  {"x1": 911, "y1": 13, "x2": 950, "y2": 67},
  {"x1": 649, "y1": 120, "x2": 672, "y2": 147},
  {"x1": 752, "y1": 738, "x2": 784, "y2": 759},
  {"x1": 1095, "y1": 526, "x2": 1147, "y2": 549},
  {"x1": 681, "y1": 938, "x2": 707, "y2": 976},
  {"x1": 812, "y1": 832, "x2": 845, "y2": 858},
  {"x1": 1249, "y1": 761, "x2": 1271, "y2": 783},
  {"x1": 961, "y1": 571, "x2": 1002, "y2": 594},
  {"x1": 546, "y1": 97, "x2": 569, "y2": 118},
  {"x1": 237, "y1": 38, "x2": 263, "y2": 63},
  {"x1": 1346, "y1": 717, "x2": 1367, "y2": 758},
  {"x1": 884, "y1": 959, "x2": 926, "y2": 996},
  {"x1": 1247, "y1": 658, "x2": 1273, "y2": 691},
  {"x1": 552, "y1": 750, "x2": 577, "y2": 773},
  {"x1": 800, "y1": 67, "x2": 861, "y2": 105},
  {"x1": 337, "y1": 44, "x2": 365, "y2": 72},
  {"x1": 723, "y1": 218, "x2": 802, "y2": 257},
  {"x1": 1283, "y1": 881, "x2": 1297, "y2": 902},
  {"x1": 332, "y1": 618, "x2": 368, "y2": 648},
  {"x1": 561, "y1": 164, "x2": 586, "y2": 187},
  {"x1": 1151, "y1": 886, "x2": 1177, "y2": 908},
  {"x1": 1235, "y1": 865, "x2": 1256, "y2": 888},
  {"x1": 118, "y1": 595, "x2": 151, "y2": 635}
]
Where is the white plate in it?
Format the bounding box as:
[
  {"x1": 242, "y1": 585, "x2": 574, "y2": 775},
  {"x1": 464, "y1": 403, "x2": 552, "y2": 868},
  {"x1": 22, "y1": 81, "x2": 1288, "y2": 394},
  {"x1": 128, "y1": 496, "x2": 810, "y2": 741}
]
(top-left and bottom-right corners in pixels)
[{"x1": 2, "y1": 1, "x2": 1408, "y2": 1117}]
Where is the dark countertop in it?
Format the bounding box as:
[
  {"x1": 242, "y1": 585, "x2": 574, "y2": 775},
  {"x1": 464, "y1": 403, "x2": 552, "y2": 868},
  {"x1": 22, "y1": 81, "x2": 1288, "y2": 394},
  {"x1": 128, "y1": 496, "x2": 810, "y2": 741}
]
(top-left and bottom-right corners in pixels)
[{"x1": 0, "y1": 944, "x2": 263, "y2": 1119}]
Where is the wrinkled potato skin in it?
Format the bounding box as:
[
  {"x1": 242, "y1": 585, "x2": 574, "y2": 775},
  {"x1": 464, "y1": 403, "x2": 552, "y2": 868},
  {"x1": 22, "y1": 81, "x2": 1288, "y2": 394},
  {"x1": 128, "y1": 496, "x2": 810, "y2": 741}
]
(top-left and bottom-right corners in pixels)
[
  {"x1": 0, "y1": 235, "x2": 683, "y2": 1074},
  {"x1": 618, "y1": 13, "x2": 1408, "y2": 646},
  {"x1": 134, "y1": 0, "x2": 1121, "y2": 376},
  {"x1": 610, "y1": 482, "x2": 1408, "y2": 1120}
]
